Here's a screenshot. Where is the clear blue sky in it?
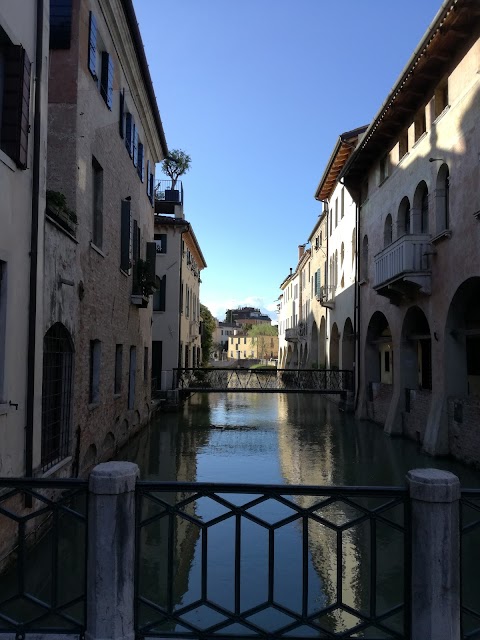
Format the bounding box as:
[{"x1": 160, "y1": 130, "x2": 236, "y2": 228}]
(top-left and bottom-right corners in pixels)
[{"x1": 134, "y1": 0, "x2": 443, "y2": 321}]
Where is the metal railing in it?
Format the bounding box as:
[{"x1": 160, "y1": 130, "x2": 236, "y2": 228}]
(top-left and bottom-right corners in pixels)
[
  {"x1": 173, "y1": 368, "x2": 354, "y2": 393},
  {"x1": 0, "y1": 478, "x2": 88, "y2": 636},
  {"x1": 135, "y1": 482, "x2": 409, "y2": 639},
  {"x1": 154, "y1": 180, "x2": 184, "y2": 206}
]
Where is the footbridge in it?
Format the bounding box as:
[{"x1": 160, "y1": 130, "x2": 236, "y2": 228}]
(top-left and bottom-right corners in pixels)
[{"x1": 173, "y1": 367, "x2": 353, "y2": 394}]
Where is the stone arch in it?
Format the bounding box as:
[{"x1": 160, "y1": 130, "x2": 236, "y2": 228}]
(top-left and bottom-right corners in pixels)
[
  {"x1": 435, "y1": 163, "x2": 450, "y2": 233},
  {"x1": 330, "y1": 323, "x2": 340, "y2": 369},
  {"x1": 319, "y1": 316, "x2": 326, "y2": 367},
  {"x1": 102, "y1": 432, "x2": 116, "y2": 457},
  {"x1": 401, "y1": 306, "x2": 432, "y2": 390},
  {"x1": 310, "y1": 320, "x2": 319, "y2": 367},
  {"x1": 398, "y1": 196, "x2": 411, "y2": 236},
  {"x1": 445, "y1": 277, "x2": 480, "y2": 397},
  {"x1": 365, "y1": 311, "x2": 393, "y2": 425},
  {"x1": 384, "y1": 214, "x2": 393, "y2": 247},
  {"x1": 413, "y1": 180, "x2": 429, "y2": 234},
  {"x1": 41, "y1": 322, "x2": 74, "y2": 470},
  {"x1": 342, "y1": 317, "x2": 354, "y2": 371}
]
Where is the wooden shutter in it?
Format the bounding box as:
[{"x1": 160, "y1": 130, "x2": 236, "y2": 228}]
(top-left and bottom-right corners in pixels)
[
  {"x1": 159, "y1": 276, "x2": 166, "y2": 312},
  {"x1": 100, "y1": 52, "x2": 113, "y2": 109},
  {"x1": 146, "y1": 242, "x2": 156, "y2": 283},
  {"x1": 120, "y1": 199, "x2": 131, "y2": 272},
  {"x1": 149, "y1": 171, "x2": 154, "y2": 205},
  {"x1": 133, "y1": 124, "x2": 138, "y2": 167},
  {"x1": 88, "y1": 12, "x2": 97, "y2": 77},
  {"x1": 1, "y1": 45, "x2": 31, "y2": 169},
  {"x1": 125, "y1": 113, "x2": 132, "y2": 156},
  {"x1": 119, "y1": 88, "x2": 124, "y2": 138},
  {"x1": 137, "y1": 143, "x2": 144, "y2": 181},
  {"x1": 146, "y1": 160, "x2": 151, "y2": 196}
]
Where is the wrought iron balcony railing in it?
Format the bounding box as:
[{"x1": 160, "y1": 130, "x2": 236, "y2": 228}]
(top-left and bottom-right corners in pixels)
[{"x1": 154, "y1": 180, "x2": 184, "y2": 208}]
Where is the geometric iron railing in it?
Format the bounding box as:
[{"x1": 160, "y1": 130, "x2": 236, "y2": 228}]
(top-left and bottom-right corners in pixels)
[
  {"x1": 461, "y1": 490, "x2": 480, "y2": 640},
  {"x1": 0, "y1": 478, "x2": 88, "y2": 636},
  {"x1": 135, "y1": 482, "x2": 409, "y2": 639},
  {"x1": 173, "y1": 368, "x2": 354, "y2": 394}
]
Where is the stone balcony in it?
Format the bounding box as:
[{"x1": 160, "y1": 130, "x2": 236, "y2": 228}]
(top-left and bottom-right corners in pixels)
[
  {"x1": 285, "y1": 322, "x2": 307, "y2": 343},
  {"x1": 374, "y1": 234, "x2": 432, "y2": 302}
]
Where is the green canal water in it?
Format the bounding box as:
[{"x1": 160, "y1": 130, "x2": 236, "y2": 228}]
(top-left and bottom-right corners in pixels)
[{"x1": 118, "y1": 392, "x2": 480, "y2": 638}]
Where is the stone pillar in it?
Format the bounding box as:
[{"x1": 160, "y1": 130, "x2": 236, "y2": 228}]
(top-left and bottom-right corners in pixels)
[
  {"x1": 407, "y1": 468, "x2": 461, "y2": 640},
  {"x1": 86, "y1": 462, "x2": 139, "y2": 640}
]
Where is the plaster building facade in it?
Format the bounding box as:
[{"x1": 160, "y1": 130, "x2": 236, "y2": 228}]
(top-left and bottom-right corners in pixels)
[
  {"x1": 152, "y1": 204, "x2": 206, "y2": 391},
  {"x1": 226, "y1": 307, "x2": 272, "y2": 328},
  {"x1": 227, "y1": 333, "x2": 278, "y2": 362},
  {"x1": 342, "y1": 0, "x2": 480, "y2": 463},
  {"x1": 0, "y1": 1, "x2": 49, "y2": 476},
  {"x1": 43, "y1": 0, "x2": 168, "y2": 477},
  {"x1": 212, "y1": 320, "x2": 238, "y2": 360}
]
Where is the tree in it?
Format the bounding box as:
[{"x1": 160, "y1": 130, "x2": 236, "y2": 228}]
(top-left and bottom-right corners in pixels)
[
  {"x1": 162, "y1": 149, "x2": 191, "y2": 190},
  {"x1": 200, "y1": 303, "x2": 216, "y2": 366},
  {"x1": 246, "y1": 324, "x2": 278, "y2": 360}
]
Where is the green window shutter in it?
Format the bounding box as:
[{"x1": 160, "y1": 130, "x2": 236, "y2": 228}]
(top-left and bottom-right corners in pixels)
[
  {"x1": 1, "y1": 45, "x2": 31, "y2": 169},
  {"x1": 120, "y1": 199, "x2": 131, "y2": 272},
  {"x1": 88, "y1": 12, "x2": 97, "y2": 78},
  {"x1": 125, "y1": 113, "x2": 132, "y2": 156},
  {"x1": 100, "y1": 51, "x2": 113, "y2": 109},
  {"x1": 119, "y1": 88, "x2": 124, "y2": 138}
]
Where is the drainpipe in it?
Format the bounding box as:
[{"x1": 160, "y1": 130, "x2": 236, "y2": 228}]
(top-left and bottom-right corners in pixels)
[
  {"x1": 354, "y1": 190, "x2": 361, "y2": 411},
  {"x1": 26, "y1": 0, "x2": 45, "y2": 479}
]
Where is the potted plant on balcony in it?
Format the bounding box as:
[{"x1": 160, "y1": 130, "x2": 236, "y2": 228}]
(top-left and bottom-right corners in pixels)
[{"x1": 162, "y1": 149, "x2": 191, "y2": 203}]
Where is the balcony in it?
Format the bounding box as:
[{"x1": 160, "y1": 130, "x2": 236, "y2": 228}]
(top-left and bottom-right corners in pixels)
[
  {"x1": 285, "y1": 322, "x2": 307, "y2": 342},
  {"x1": 374, "y1": 234, "x2": 432, "y2": 302},
  {"x1": 316, "y1": 285, "x2": 335, "y2": 310},
  {"x1": 154, "y1": 179, "x2": 184, "y2": 215},
  {"x1": 190, "y1": 321, "x2": 200, "y2": 338}
]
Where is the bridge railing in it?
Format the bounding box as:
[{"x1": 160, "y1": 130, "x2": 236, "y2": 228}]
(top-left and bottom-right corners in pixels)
[
  {"x1": 0, "y1": 465, "x2": 474, "y2": 640},
  {"x1": 173, "y1": 368, "x2": 354, "y2": 392}
]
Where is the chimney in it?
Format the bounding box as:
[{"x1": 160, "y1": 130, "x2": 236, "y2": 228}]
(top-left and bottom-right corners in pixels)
[{"x1": 298, "y1": 244, "x2": 305, "y2": 260}]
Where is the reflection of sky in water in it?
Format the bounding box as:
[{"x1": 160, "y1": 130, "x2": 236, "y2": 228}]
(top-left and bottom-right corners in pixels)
[{"x1": 121, "y1": 392, "x2": 480, "y2": 637}]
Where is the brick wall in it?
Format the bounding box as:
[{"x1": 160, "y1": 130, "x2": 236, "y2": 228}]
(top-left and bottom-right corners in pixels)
[
  {"x1": 403, "y1": 389, "x2": 432, "y2": 443},
  {"x1": 448, "y1": 396, "x2": 480, "y2": 468}
]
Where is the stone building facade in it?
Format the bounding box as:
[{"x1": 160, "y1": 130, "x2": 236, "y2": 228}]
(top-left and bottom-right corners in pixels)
[
  {"x1": 43, "y1": 0, "x2": 168, "y2": 477},
  {"x1": 0, "y1": 1, "x2": 49, "y2": 476},
  {"x1": 342, "y1": 0, "x2": 480, "y2": 461}
]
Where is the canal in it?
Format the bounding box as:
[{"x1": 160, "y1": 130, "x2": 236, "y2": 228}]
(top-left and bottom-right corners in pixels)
[{"x1": 119, "y1": 392, "x2": 480, "y2": 637}]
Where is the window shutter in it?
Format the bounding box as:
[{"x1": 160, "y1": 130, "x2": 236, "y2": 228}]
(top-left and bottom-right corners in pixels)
[
  {"x1": 100, "y1": 52, "x2": 113, "y2": 109},
  {"x1": 1, "y1": 45, "x2": 31, "y2": 169},
  {"x1": 120, "y1": 199, "x2": 131, "y2": 272},
  {"x1": 149, "y1": 171, "x2": 154, "y2": 205},
  {"x1": 125, "y1": 113, "x2": 132, "y2": 156},
  {"x1": 133, "y1": 124, "x2": 138, "y2": 166},
  {"x1": 146, "y1": 242, "x2": 156, "y2": 283},
  {"x1": 137, "y1": 143, "x2": 144, "y2": 181},
  {"x1": 119, "y1": 88, "x2": 124, "y2": 138},
  {"x1": 88, "y1": 12, "x2": 97, "y2": 78},
  {"x1": 146, "y1": 160, "x2": 151, "y2": 196},
  {"x1": 159, "y1": 276, "x2": 166, "y2": 312},
  {"x1": 133, "y1": 220, "x2": 139, "y2": 263}
]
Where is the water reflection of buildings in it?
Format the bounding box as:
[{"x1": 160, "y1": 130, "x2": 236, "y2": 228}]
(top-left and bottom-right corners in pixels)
[{"x1": 276, "y1": 395, "x2": 405, "y2": 634}]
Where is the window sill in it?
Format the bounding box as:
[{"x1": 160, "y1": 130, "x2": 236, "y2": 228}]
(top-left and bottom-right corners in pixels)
[
  {"x1": 474, "y1": 210, "x2": 480, "y2": 221},
  {"x1": 39, "y1": 456, "x2": 73, "y2": 478},
  {"x1": 46, "y1": 214, "x2": 79, "y2": 243},
  {"x1": 88, "y1": 402, "x2": 100, "y2": 411},
  {"x1": 0, "y1": 149, "x2": 16, "y2": 172},
  {"x1": 413, "y1": 132, "x2": 427, "y2": 148},
  {"x1": 90, "y1": 241, "x2": 106, "y2": 258},
  {"x1": 120, "y1": 267, "x2": 130, "y2": 277},
  {"x1": 113, "y1": 393, "x2": 122, "y2": 399},
  {"x1": 431, "y1": 229, "x2": 452, "y2": 244},
  {"x1": 398, "y1": 152, "x2": 410, "y2": 165},
  {"x1": 378, "y1": 176, "x2": 388, "y2": 188},
  {"x1": 432, "y1": 105, "x2": 450, "y2": 125}
]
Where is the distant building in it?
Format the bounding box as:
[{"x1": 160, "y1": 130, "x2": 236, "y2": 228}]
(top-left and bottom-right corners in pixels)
[
  {"x1": 228, "y1": 333, "x2": 278, "y2": 362},
  {"x1": 226, "y1": 307, "x2": 272, "y2": 328},
  {"x1": 212, "y1": 321, "x2": 238, "y2": 359}
]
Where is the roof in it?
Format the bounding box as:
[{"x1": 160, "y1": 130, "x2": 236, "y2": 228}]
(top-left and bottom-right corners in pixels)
[
  {"x1": 153, "y1": 215, "x2": 207, "y2": 268},
  {"x1": 342, "y1": 0, "x2": 480, "y2": 187},
  {"x1": 314, "y1": 126, "x2": 368, "y2": 202},
  {"x1": 120, "y1": 0, "x2": 168, "y2": 158}
]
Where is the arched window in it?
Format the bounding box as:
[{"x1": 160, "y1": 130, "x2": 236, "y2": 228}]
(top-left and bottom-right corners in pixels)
[
  {"x1": 435, "y1": 164, "x2": 450, "y2": 233},
  {"x1": 341, "y1": 242, "x2": 344, "y2": 266},
  {"x1": 362, "y1": 235, "x2": 369, "y2": 281},
  {"x1": 384, "y1": 214, "x2": 393, "y2": 247},
  {"x1": 398, "y1": 197, "x2": 411, "y2": 235},
  {"x1": 421, "y1": 190, "x2": 429, "y2": 233},
  {"x1": 41, "y1": 323, "x2": 74, "y2": 470},
  {"x1": 414, "y1": 181, "x2": 429, "y2": 234}
]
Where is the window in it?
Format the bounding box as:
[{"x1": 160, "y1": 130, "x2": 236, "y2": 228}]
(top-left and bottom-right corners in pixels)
[
  {"x1": 435, "y1": 164, "x2": 450, "y2": 233},
  {"x1": 41, "y1": 323, "x2": 73, "y2": 470},
  {"x1": 434, "y1": 80, "x2": 448, "y2": 119},
  {"x1": 186, "y1": 287, "x2": 190, "y2": 317},
  {"x1": 128, "y1": 346, "x2": 136, "y2": 409},
  {"x1": 379, "y1": 154, "x2": 389, "y2": 183},
  {"x1": 88, "y1": 12, "x2": 97, "y2": 78},
  {"x1": 341, "y1": 188, "x2": 345, "y2": 219},
  {"x1": 421, "y1": 189, "x2": 429, "y2": 233},
  {"x1": 92, "y1": 156, "x2": 103, "y2": 248},
  {"x1": 335, "y1": 198, "x2": 338, "y2": 227},
  {"x1": 132, "y1": 123, "x2": 138, "y2": 166},
  {"x1": 50, "y1": 0, "x2": 73, "y2": 49},
  {"x1": 88, "y1": 12, "x2": 113, "y2": 109},
  {"x1": 89, "y1": 340, "x2": 101, "y2": 404},
  {"x1": 384, "y1": 214, "x2": 393, "y2": 247},
  {"x1": 0, "y1": 31, "x2": 31, "y2": 168},
  {"x1": 314, "y1": 269, "x2": 321, "y2": 297},
  {"x1": 137, "y1": 142, "x2": 144, "y2": 182},
  {"x1": 114, "y1": 344, "x2": 122, "y2": 394},
  {"x1": 100, "y1": 52, "x2": 113, "y2": 109},
  {"x1": 153, "y1": 275, "x2": 166, "y2": 311},
  {"x1": 0, "y1": 261, "x2": 5, "y2": 402},
  {"x1": 155, "y1": 233, "x2": 167, "y2": 254},
  {"x1": 120, "y1": 199, "x2": 132, "y2": 272},
  {"x1": 125, "y1": 112, "x2": 133, "y2": 157},
  {"x1": 414, "y1": 108, "x2": 426, "y2": 141},
  {"x1": 398, "y1": 197, "x2": 411, "y2": 235},
  {"x1": 399, "y1": 130, "x2": 408, "y2": 159}
]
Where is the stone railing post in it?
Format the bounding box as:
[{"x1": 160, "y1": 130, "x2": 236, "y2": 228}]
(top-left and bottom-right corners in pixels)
[
  {"x1": 86, "y1": 462, "x2": 139, "y2": 640},
  {"x1": 407, "y1": 468, "x2": 461, "y2": 640}
]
